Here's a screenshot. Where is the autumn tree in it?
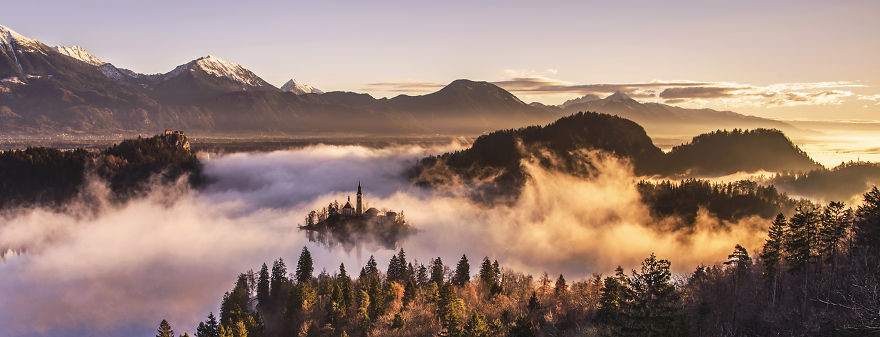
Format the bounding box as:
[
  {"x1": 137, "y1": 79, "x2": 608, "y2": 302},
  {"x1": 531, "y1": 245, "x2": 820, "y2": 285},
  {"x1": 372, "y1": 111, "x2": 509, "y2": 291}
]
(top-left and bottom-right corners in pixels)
[{"x1": 463, "y1": 312, "x2": 490, "y2": 337}]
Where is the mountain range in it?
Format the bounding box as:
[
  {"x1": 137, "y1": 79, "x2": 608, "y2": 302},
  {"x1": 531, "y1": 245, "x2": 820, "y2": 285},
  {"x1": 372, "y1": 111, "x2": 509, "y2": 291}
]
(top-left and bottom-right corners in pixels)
[{"x1": 1, "y1": 24, "x2": 790, "y2": 137}]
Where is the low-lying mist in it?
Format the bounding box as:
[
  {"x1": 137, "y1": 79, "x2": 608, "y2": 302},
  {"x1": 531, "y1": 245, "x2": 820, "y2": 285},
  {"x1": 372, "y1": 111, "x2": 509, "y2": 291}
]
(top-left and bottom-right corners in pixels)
[{"x1": 0, "y1": 143, "x2": 769, "y2": 337}]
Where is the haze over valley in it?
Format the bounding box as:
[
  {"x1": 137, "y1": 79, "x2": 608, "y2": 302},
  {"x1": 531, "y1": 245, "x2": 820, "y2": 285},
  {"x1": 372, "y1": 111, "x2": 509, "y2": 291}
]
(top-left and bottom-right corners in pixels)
[{"x1": 2, "y1": 2, "x2": 880, "y2": 336}]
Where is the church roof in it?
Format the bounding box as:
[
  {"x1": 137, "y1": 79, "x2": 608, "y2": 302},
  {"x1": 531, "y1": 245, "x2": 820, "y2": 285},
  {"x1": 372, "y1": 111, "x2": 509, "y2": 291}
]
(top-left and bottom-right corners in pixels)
[{"x1": 342, "y1": 201, "x2": 353, "y2": 209}]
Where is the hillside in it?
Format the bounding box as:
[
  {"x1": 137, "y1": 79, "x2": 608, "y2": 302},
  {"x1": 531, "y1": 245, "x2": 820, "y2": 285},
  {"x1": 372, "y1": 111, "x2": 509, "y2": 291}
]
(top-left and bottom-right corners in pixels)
[
  {"x1": 771, "y1": 161, "x2": 880, "y2": 202},
  {"x1": 411, "y1": 113, "x2": 821, "y2": 202},
  {"x1": 664, "y1": 128, "x2": 820, "y2": 176},
  {"x1": 0, "y1": 131, "x2": 203, "y2": 209},
  {"x1": 410, "y1": 112, "x2": 665, "y2": 198}
]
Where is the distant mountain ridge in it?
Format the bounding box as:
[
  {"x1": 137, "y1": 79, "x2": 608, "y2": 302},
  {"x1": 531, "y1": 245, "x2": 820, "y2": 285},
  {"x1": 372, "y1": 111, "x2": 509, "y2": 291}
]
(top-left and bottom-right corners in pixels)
[
  {"x1": 1, "y1": 24, "x2": 791, "y2": 137},
  {"x1": 557, "y1": 91, "x2": 794, "y2": 137},
  {"x1": 0, "y1": 24, "x2": 559, "y2": 135}
]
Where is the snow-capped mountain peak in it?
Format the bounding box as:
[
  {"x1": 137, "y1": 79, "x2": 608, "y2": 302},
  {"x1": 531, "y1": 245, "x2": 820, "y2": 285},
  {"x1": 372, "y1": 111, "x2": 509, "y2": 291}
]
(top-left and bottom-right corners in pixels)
[
  {"x1": 280, "y1": 78, "x2": 323, "y2": 95},
  {"x1": 0, "y1": 24, "x2": 39, "y2": 48},
  {"x1": 605, "y1": 91, "x2": 634, "y2": 102},
  {"x1": 54, "y1": 45, "x2": 105, "y2": 66},
  {"x1": 179, "y1": 55, "x2": 266, "y2": 87},
  {"x1": 560, "y1": 94, "x2": 600, "y2": 108}
]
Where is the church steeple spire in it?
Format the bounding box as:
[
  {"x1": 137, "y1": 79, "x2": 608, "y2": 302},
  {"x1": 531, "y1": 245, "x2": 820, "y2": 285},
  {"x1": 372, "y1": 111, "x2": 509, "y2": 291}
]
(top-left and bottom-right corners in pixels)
[{"x1": 356, "y1": 180, "x2": 363, "y2": 215}]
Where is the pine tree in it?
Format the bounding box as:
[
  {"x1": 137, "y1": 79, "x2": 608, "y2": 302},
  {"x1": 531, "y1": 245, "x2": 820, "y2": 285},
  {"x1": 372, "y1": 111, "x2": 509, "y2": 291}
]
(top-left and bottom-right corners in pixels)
[
  {"x1": 387, "y1": 255, "x2": 400, "y2": 282},
  {"x1": 760, "y1": 214, "x2": 786, "y2": 305},
  {"x1": 724, "y1": 244, "x2": 751, "y2": 332},
  {"x1": 625, "y1": 253, "x2": 686, "y2": 336},
  {"x1": 395, "y1": 248, "x2": 408, "y2": 282},
  {"x1": 820, "y1": 201, "x2": 853, "y2": 272},
  {"x1": 508, "y1": 314, "x2": 534, "y2": 337},
  {"x1": 527, "y1": 291, "x2": 540, "y2": 313},
  {"x1": 452, "y1": 254, "x2": 470, "y2": 286},
  {"x1": 597, "y1": 269, "x2": 628, "y2": 328},
  {"x1": 295, "y1": 247, "x2": 314, "y2": 285},
  {"x1": 406, "y1": 262, "x2": 416, "y2": 284},
  {"x1": 269, "y1": 258, "x2": 288, "y2": 311},
  {"x1": 403, "y1": 279, "x2": 417, "y2": 306},
  {"x1": 338, "y1": 263, "x2": 354, "y2": 309},
  {"x1": 256, "y1": 263, "x2": 270, "y2": 312},
  {"x1": 438, "y1": 283, "x2": 465, "y2": 336},
  {"x1": 554, "y1": 274, "x2": 567, "y2": 297},
  {"x1": 356, "y1": 288, "x2": 371, "y2": 335},
  {"x1": 785, "y1": 204, "x2": 821, "y2": 271},
  {"x1": 431, "y1": 257, "x2": 445, "y2": 285},
  {"x1": 417, "y1": 264, "x2": 429, "y2": 286},
  {"x1": 855, "y1": 186, "x2": 880, "y2": 251},
  {"x1": 478, "y1": 257, "x2": 496, "y2": 287},
  {"x1": 327, "y1": 282, "x2": 347, "y2": 331},
  {"x1": 362, "y1": 256, "x2": 379, "y2": 282},
  {"x1": 463, "y1": 312, "x2": 490, "y2": 337},
  {"x1": 196, "y1": 312, "x2": 220, "y2": 337},
  {"x1": 156, "y1": 319, "x2": 174, "y2": 337}
]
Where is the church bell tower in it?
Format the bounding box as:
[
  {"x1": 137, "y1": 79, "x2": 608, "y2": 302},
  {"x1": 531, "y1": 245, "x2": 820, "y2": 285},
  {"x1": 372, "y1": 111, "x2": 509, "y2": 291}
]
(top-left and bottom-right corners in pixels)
[{"x1": 356, "y1": 181, "x2": 363, "y2": 215}]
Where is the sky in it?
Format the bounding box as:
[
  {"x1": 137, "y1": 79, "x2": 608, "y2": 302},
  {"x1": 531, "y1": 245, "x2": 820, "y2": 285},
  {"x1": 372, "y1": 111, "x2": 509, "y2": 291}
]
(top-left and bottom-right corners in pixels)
[{"x1": 3, "y1": 0, "x2": 879, "y2": 120}]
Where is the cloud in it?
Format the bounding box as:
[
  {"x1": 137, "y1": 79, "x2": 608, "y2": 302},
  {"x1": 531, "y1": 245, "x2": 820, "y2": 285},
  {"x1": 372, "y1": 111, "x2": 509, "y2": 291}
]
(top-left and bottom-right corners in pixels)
[
  {"x1": 362, "y1": 81, "x2": 445, "y2": 93},
  {"x1": 491, "y1": 77, "x2": 709, "y2": 97},
  {"x1": 858, "y1": 94, "x2": 880, "y2": 105},
  {"x1": 360, "y1": 74, "x2": 874, "y2": 109},
  {"x1": 659, "y1": 86, "x2": 742, "y2": 99},
  {"x1": 0, "y1": 144, "x2": 768, "y2": 337}
]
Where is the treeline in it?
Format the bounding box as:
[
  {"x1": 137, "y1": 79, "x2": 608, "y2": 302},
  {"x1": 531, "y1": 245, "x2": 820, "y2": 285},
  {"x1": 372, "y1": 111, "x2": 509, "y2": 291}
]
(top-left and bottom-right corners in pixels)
[
  {"x1": 772, "y1": 161, "x2": 880, "y2": 202},
  {"x1": 0, "y1": 132, "x2": 203, "y2": 209},
  {"x1": 0, "y1": 147, "x2": 90, "y2": 209},
  {"x1": 683, "y1": 187, "x2": 880, "y2": 335},
  {"x1": 156, "y1": 186, "x2": 880, "y2": 337},
  {"x1": 637, "y1": 179, "x2": 798, "y2": 227}
]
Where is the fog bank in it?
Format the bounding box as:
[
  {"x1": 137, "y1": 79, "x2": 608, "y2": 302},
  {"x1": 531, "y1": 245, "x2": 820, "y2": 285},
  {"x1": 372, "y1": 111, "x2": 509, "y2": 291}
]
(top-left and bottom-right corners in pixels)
[{"x1": 0, "y1": 144, "x2": 767, "y2": 336}]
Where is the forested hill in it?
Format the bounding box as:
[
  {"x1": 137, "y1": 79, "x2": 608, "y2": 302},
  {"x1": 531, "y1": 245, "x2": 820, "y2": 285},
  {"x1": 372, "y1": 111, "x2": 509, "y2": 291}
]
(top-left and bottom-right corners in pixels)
[
  {"x1": 410, "y1": 112, "x2": 821, "y2": 198},
  {"x1": 410, "y1": 112, "x2": 666, "y2": 196},
  {"x1": 0, "y1": 132, "x2": 202, "y2": 209},
  {"x1": 665, "y1": 128, "x2": 820, "y2": 176}
]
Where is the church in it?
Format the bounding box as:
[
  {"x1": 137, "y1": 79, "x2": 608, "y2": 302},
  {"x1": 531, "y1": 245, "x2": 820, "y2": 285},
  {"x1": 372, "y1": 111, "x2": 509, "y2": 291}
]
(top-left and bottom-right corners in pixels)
[{"x1": 333, "y1": 181, "x2": 398, "y2": 221}]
